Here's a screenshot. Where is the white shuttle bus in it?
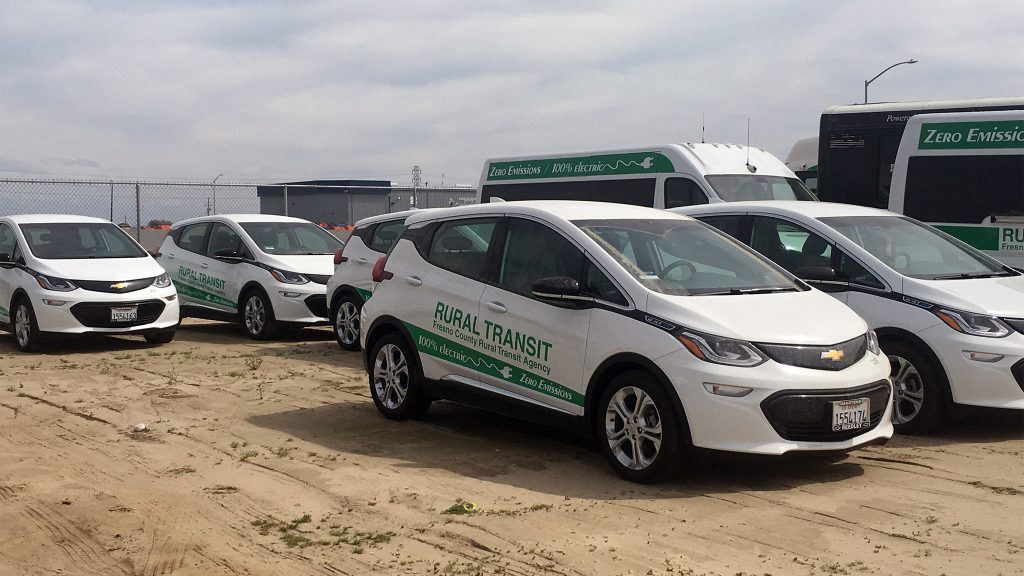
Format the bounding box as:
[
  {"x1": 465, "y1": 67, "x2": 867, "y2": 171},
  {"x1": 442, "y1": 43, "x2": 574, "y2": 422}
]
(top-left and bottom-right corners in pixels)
[
  {"x1": 889, "y1": 110, "x2": 1024, "y2": 268},
  {"x1": 478, "y1": 144, "x2": 816, "y2": 208}
]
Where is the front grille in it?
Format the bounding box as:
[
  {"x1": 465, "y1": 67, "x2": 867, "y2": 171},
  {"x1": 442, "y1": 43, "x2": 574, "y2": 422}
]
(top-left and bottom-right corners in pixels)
[
  {"x1": 306, "y1": 274, "x2": 331, "y2": 285},
  {"x1": 1012, "y1": 359, "x2": 1024, "y2": 393},
  {"x1": 70, "y1": 300, "x2": 166, "y2": 328},
  {"x1": 73, "y1": 277, "x2": 156, "y2": 294},
  {"x1": 757, "y1": 335, "x2": 867, "y2": 371},
  {"x1": 304, "y1": 295, "x2": 328, "y2": 318},
  {"x1": 761, "y1": 380, "x2": 891, "y2": 442}
]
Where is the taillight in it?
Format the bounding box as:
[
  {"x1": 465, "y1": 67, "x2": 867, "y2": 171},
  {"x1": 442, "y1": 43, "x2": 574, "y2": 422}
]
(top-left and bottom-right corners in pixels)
[
  {"x1": 333, "y1": 247, "x2": 347, "y2": 265},
  {"x1": 371, "y1": 255, "x2": 393, "y2": 282}
]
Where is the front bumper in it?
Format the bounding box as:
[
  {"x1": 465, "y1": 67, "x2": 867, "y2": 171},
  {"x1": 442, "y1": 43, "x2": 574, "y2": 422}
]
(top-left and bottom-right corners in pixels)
[
  {"x1": 919, "y1": 324, "x2": 1024, "y2": 410},
  {"x1": 267, "y1": 282, "x2": 329, "y2": 324},
  {"x1": 655, "y1": 348, "x2": 894, "y2": 455},
  {"x1": 31, "y1": 285, "x2": 179, "y2": 335}
]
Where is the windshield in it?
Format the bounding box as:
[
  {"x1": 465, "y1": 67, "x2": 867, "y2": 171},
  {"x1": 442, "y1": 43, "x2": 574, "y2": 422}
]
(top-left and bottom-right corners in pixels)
[
  {"x1": 820, "y1": 216, "x2": 1014, "y2": 280},
  {"x1": 574, "y1": 219, "x2": 802, "y2": 296},
  {"x1": 19, "y1": 223, "x2": 147, "y2": 259},
  {"x1": 239, "y1": 222, "x2": 343, "y2": 255},
  {"x1": 705, "y1": 175, "x2": 817, "y2": 201}
]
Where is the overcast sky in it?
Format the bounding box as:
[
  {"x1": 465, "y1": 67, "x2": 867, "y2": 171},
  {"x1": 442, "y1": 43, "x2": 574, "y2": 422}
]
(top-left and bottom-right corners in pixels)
[{"x1": 2, "y1": 0, "x2": 1022, "y2": 186}]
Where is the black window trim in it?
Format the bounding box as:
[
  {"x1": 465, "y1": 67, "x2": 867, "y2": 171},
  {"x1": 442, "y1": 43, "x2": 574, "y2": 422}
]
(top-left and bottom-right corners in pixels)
[
  {"x1": 367, "y1": 218, "x2": 407, "y2": 254},
  {"x1": 423, "y1": 215, "x2": 504, "y2": 284},
  {"x1": 663, "y1": 175, "x2": 711, "y2": 209},
  {"x1": 177, "y1": 221, "x2": 214, "y2": 256}
]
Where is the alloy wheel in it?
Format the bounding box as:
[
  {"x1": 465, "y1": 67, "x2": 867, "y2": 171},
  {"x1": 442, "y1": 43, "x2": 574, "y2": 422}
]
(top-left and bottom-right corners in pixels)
[
  {"x1": 890, "y1": 355, "x2": 925, "y2": 425},
  {"x1": 373, "y1": 343, "x2": 409, "y2": 410},
  {"x1": 335, "y1": 301, "x2": 359, "y2": 345},
  {"x1": 14, "y1": 304, "x2": 30, "y2": 348},
  {"x1": 605, "y1": 385, "x2": 663, "y2": 470},
  {"x1": 244, "y1": 295, "x2": 265, "y2": 335}
]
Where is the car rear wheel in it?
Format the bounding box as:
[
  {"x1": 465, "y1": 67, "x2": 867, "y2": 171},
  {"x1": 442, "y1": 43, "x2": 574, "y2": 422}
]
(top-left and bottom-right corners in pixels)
[
  {"x1": 241, "y1": 290, "x2": 279, "y2": 340},
  {"x1": 884, "y1": 340, "x2": 949, "y2": 435},
  {"x1": 597, "y1": 370, "x2": 685, "y2": 483},
  {"x1": 332, "y1": 294, "x2": 361, "y2": 351},
  {"x1": 12, "y1": 298, "x2": 43, "y2": 352},
  {"x1": 369, "y1": 333, "x2": 430, "y2": 419}
]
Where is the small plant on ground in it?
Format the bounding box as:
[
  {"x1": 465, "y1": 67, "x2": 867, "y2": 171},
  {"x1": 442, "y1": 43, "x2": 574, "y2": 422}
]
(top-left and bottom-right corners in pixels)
[{"x1": 243, "y1": 352, "x2": 263, "y2": 371}]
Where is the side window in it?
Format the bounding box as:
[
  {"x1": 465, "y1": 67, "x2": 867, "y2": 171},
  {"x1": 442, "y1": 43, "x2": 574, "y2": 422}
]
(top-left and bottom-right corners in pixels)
[
  {"x1": 699, "y1": 215, "x2": 743, "y2": 239},
  {"x1": 750, "y1": 216, "x2": 832, "y2": 275},
  {"x1": 207, "y1": 223, "x2": 243, "y2": 257},
  {"x1": 582, "y1": 260, "x2": 628, "y2": 305},
  {"x1": 836, "y1": 250, "x2": 885, "y2": 289},
  {"x1": 178, "y1": 223, "x2": 211, "y2": 254},
  {"x1": 368, "y1": 220, "x2": 405, "y2": 253},
  {"x1": 496, "y1": 218, "x2": 584, "y2": 297},
  {"x1": 0, "y1": 224, "x2": 16, "y2": 259},
  {"x1": 426, "y1": 218, "x2": 498, "y2": 280},
  {"x1": 664, "y1": 178, "x2": 709, "y2": 208}
]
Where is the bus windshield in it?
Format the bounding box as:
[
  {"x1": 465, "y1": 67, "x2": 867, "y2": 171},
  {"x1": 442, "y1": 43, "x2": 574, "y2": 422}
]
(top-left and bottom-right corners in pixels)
[
  {"x1": 704, "y1": 175, "x2": 817, "y2": 202},
  {"x1": 820, "y1": 216, "x2": 1014, "y2": 280}
]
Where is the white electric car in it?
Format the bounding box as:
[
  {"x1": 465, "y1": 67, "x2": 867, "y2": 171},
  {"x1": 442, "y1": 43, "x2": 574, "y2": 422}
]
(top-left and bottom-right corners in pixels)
[
  {"x1": 677, "y1": 201, "x2": 1024, "y2": 434},
  {"x1": 156, "y1": 215, "x2": 342, "y2": 339},
  {"x1": 0, "y1": 215, "x2": 179, "y2": 351},
  {"x1": 360, "y1": 201, "x2": 893, "y2": 482},
  {"x1": 327, "y1": 210, "x2": 419, "y2": 350}
]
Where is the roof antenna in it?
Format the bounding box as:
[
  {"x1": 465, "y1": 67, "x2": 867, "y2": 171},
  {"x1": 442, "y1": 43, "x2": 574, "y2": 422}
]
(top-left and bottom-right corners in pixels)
[
  {"x1": 745, "y1": 118, "x2": 757, "y2": 173},
  {"x1": 701, "y1": 112, "x2": 705, "y2": 143}
]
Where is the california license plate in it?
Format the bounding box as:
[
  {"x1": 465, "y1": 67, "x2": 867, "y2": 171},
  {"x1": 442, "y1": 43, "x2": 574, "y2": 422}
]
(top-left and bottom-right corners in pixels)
[
  {"x1": 110, "y1": 306, "x2": 138, "y2": 323},
  {"x1": 832, "y1": 398, "x2": 870, "y2": 432}
]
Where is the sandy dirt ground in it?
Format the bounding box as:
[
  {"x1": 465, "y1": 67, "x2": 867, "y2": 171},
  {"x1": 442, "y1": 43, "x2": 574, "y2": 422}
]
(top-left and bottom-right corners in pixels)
[{"x1": 0, "y1": 319, "x2": 1021, "y2": 576}]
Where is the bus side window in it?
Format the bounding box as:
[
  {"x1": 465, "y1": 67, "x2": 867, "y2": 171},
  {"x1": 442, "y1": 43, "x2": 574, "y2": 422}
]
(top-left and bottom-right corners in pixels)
[{"x1": 664, "y1": 178, "x2": 709, "y2": 208}]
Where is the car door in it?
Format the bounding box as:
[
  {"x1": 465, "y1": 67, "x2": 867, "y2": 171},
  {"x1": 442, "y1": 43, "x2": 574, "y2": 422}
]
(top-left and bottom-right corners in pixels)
[
  {"x1": 475, "y1": 217, "x2": 592, "y2": 413},
  {"x1": 202, "y1": 222, "x2": 247, "y2": 312},
  {"x1": 167, "y1": 222, "x2": 213, "y2": 309},
  {"x1": 0, "y1": 223, "x2": 18, "y2": 324},
  {"x1": 403, "y1": 217, "x2": 500, "y2": 382}
]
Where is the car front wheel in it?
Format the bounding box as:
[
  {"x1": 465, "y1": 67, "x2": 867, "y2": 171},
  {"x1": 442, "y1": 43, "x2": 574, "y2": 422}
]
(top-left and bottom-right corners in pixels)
[
  {"x1": 885, "y1": 340, "x2": 949, "y2": 435},
  {"x1": 241, "y1": 290, "x2": 279, "y2": 340},
  {"x1": 12, "y1": 298, "x2": 43, "y2": 352}
]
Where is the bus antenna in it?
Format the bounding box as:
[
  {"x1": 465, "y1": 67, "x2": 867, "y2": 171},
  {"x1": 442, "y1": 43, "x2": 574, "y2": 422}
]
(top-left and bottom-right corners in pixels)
[
  {"x1": 745, "y1": 118, "x2": 757, "y2": 173},
  {"x1": 701, "y1": 112, "x2": 705, "y2": 143}
]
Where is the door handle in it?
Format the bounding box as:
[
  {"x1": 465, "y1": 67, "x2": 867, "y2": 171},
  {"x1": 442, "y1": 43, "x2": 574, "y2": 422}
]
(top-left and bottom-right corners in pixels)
[
  {"x1": 405, "y1": 275, "x2": 422, "y2": 287},
  {"x1": 200, "y1": 262, "x2": 209, "y2": 269},
  {"x1": 166, "y1": 253, "x2": 175, "y2": 260},
  {"x1": 356, "y1": 257, "x2": 369, "y2": 264},
  {"x1": 486, "y1": 301, "x2": 507, "y2": 314}
]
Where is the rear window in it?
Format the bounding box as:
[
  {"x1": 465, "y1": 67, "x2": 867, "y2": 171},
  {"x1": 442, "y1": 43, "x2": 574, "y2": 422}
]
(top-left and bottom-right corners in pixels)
[
  {"x1": 19, "y1": 223, "x2": 147, "y2": 259},
  {"x1": 705, "y1": 175, "x2": 817, "y2": 202}
]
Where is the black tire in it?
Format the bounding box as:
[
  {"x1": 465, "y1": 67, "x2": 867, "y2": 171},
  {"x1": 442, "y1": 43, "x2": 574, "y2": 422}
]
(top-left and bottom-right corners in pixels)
[
  {"x1": 239, "y1": 289, "x2": 279, "y2": 340},
  {"x1": 144, "y1": 328, "x2": 176, "y2": 344},
  {"x1": 368, "y1": 333, "x2": 431, "y2": 419},
  {"x1": 332, "y1": 293, "x2": 362, "y2": 351},
  {"x1": 884, "y1": 340, "x2": 950, "y2": 435},
  {"x1": 11, "y1": 297, "x2": 44, "y2": 353},
  {"x1": 596, "y1": 370, "x2": 686, "y2": 483}
]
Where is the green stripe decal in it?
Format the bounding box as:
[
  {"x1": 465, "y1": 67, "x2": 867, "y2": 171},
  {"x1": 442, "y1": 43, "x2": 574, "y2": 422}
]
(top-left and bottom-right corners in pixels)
[
  {"x1": 486, "y1": 152, "x2": 675, "y2": 181},
  {"x1": 173, "y1": 280, "x2": 237, "y2": 308},
  {"x1": 403, "y1": 321, "x2": 583, "y2": 406},
  {"x1": 919, "y1": 120, "x2": 1024, "y2": 150},
  {"x1": 934, "y1": 225, "x2": 1000, "y2": 251},
  {"x1": 0, "y1": 305, "x2": 7, "y2": 318},
  {"x1": 356, "y1": 287, "x2": 373, "y2": 302}
]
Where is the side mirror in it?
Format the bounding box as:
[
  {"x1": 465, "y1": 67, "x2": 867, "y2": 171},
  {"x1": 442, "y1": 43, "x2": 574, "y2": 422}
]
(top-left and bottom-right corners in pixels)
[
  {"x1": 531, "y1": 276, "x2": 591, "y2": 303},
  {"x1": 148, "y1": 250, "x2": 161, "y2": 259},
  {"x1": 214, "y1": 248, "x2": 240, "y2": 259},
  {"x1": 0, "y1": 252, "x2": 9, "y2": 263},
  {"x1": 795, "y1": 266, "x2": 836, "y2": 282}
]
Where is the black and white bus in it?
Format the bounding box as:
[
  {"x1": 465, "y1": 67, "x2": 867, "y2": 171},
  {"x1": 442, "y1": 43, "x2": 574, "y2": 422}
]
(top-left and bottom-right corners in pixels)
[{"x1": 816, "y1": 97, "x2": 1024, "y2": 208}]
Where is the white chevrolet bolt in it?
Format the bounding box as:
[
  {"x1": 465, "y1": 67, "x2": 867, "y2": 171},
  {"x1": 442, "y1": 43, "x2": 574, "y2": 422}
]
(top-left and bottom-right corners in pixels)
[
  {"x1": 0, "y1": 215, "x2": 179, "y2": 351},
  {"x1": 676, "y1": 201, "x2": 1024, "y2": 434},
  {"x1": 360, "y1": 201, "x2": 893, "y2": 482},
  {"x1": 156, "y1": 215, "x2": 343, "y2": 339}
]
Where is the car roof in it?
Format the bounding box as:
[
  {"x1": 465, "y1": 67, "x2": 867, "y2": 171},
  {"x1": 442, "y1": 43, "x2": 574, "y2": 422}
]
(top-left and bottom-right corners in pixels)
[
  {"x1": 677, "y1": 200, "x2": 898, "y2": 220},
  {"x1": 171, "y1": 214, "x2": 315, "y2": 228},
  {"x1": 405, "y1": 200, "x2": 692, "y2": 226},
  {"x1": 354, "y1": 208, "x2": 427, "y2": 228},
  {"x1": 3, "y1": 214, "x2": 114, "y2": 224}
]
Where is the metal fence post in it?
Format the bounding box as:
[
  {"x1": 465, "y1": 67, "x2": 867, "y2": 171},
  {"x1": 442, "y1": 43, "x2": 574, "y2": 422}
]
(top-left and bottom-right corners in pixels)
[
  {"x1": 347, "y1": 193, "x2": 353, "y2": 224},
  {"x1": 283, "y1": 184, "x2": 289, "y2": 216},
  {"x1": 135, "y1": 182, "x2": 141, "y2": 240},
  {"x1": 109, "y1": 181, "x2": 114, "y2": 222}
]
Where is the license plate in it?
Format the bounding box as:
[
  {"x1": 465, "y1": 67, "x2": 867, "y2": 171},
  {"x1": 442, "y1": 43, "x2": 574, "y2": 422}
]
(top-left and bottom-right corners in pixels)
[
  {"x1": 832, "y1": 398, "x2": 870, "y2": 432},
  {"x1": 110, "y1": 306, "x2": 138, "y2": 323}
]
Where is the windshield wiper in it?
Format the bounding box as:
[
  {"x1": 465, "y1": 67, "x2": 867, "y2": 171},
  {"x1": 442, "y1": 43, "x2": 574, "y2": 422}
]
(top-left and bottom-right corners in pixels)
[
  {"x1": 931, "y1": 272, "x2": 1011, "y2": 280},
  {"x1": 694, "y1": 287, "x2": 798, "y2": 296}
]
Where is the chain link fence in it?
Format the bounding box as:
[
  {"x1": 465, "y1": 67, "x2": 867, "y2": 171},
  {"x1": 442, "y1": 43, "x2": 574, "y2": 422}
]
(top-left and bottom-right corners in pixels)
[{"x1": 0, "y1": 178, "x2": 477, "y2": 250}]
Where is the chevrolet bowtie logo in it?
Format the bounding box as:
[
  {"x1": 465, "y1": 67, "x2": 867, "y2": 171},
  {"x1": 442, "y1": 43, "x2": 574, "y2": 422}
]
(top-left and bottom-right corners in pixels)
[
  {"x1": 110, "y1": 282, "x2": 128, "y2": 289},
  {"x1": 821, "y1": 349, "x2": 844, "y2": 362}
]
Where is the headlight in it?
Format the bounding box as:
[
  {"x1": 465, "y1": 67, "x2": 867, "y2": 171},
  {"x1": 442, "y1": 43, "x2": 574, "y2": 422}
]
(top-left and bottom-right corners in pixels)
[
  {"x1": 677, "y1": 329, "x2": 766, "y2": 367},
  {"x1": 270, "y1": 269, "x2": 309, "y2": 285},
  {"x1": 933, "y1": 307, "x2": 1011, "y2": 338},
  {"x1": 866, "y1": 329, "x2": 881, "y2": 355},
  {"x1": 151, "y1": 273, "x2": 172, "y2": 288},
  {"x1": 34, "y1": 273, "x2": 77, "y2": 292}
]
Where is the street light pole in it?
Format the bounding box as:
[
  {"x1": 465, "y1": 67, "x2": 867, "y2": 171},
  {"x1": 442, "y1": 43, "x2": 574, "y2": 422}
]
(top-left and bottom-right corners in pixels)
[
  {"x1": 212, "y1": 173, "x2": 223, "y2": 214},
  {"x1": 864, "y1": 59, "x2": 918, "y2": 104}
]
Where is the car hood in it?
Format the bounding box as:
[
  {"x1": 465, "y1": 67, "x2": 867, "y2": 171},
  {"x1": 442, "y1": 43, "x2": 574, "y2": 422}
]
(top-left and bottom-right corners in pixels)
[
  {"x1": 644, "y1": 289, "x2": 867, "y2": 345},
  {"x1": 904, "y1": 274, "x2": 1024, "y2": 317},
  {"x1": 34, "y1": 257, "x2": 165, "y2": 281},
  {"x1": 257, "y1": 253, "x2": 335, "y2": 276}
]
